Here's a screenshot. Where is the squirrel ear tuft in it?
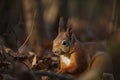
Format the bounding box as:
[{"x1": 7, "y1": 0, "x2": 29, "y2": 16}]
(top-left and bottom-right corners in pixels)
[
  {"x1": 58, "y1": 17, "x2": 64, "y2": 33},
  {"x1": 71, "y1": 33, "x2": 75, "y2": 44},
  {"x1": 66, "y1": 19, "x2": 72, "y2": 38},
  {"x1": 66, "y1": 26, "x2": 72, "y2": 37}
]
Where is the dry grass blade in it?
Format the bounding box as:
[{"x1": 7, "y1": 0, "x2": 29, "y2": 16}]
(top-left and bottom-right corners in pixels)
[{"x1": 18, "y1": 11, "x2": 37, "y2": 53}]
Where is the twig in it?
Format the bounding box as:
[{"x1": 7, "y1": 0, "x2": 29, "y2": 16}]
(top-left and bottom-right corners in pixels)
[
  {"x1": 31, "y1": 71, "x2": 74, "y2": 80},
  {"x1": 0, "y1": 69, "x2": 74, "y2": 80}
]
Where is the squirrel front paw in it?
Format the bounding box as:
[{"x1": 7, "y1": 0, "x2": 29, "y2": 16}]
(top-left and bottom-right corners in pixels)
[{"x1": 57, "y1": 69, "x2": 66, "y2": 73}]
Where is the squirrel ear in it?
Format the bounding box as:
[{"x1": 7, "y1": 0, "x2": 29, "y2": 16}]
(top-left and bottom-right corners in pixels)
[
  {"x1": 66, "y1": 26, "x2": 72, "y2": 37},
  {"x1": 71, "y1": 33, "x2": 75, "y2": 44},
  {"x1": 66, "y1": 19, "x2": 72, "y2": 37},
  {"x1": 58, "y1": 17, "x2": 64, "y2": 33}
]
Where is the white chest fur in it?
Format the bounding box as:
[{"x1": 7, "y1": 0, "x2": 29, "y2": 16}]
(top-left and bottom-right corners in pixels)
[{"x1": 60, "y1": 55, "x2": 71, "y2": 66}]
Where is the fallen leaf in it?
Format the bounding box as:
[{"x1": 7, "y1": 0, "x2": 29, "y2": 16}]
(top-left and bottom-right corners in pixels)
[{"x1": 32, "y1": 55, "x2": 37, "y2": 66}]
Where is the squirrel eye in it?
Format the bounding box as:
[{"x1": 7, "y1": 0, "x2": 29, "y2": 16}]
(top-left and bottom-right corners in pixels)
[{"x1": 62, "y1": 40, "x2": 68, "y2": 46}]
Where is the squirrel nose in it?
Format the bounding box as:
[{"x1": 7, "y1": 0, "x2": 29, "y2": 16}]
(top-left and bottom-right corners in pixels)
[
  {"x1": 54, "y1": 51, "x2": 58, "y2": 54},
  {"x1": 52, "y1": 48, "x2": 61, "y2": 55}
]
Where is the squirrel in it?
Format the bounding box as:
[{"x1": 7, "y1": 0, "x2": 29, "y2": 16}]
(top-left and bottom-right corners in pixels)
[{"x1": 52, "y1": 17, "x2": 112, "y2": 76}]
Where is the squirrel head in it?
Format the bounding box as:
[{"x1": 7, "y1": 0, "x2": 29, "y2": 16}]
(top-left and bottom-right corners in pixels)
[{"x1": 52, "y1": 17, "x2": 75, "y2": 56}]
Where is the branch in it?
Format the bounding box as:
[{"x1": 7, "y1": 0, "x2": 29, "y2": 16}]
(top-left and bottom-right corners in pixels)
[{"x1": 30, "y1": 71, "x2": 74, "y2": 80}]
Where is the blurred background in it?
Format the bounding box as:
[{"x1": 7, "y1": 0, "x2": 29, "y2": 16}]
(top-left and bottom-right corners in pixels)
[{"x1": 0, "y1": 0, "x2": 120, "y2": 80}]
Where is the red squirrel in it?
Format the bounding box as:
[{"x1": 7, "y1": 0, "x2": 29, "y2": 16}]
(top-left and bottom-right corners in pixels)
[{"x1": 52, "y1": 17, "x2": 112, "y2": 76}]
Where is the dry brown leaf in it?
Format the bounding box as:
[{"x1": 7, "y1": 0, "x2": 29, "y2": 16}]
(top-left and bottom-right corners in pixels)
[{"x1": 32, "y1": 55, "x2": 37, "y2": 66}]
